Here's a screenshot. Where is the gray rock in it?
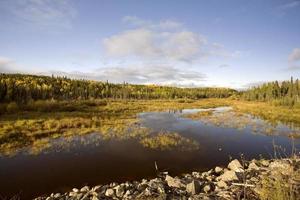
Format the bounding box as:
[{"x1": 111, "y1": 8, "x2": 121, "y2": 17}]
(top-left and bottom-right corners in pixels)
[
  {"x1": 260, "y1": 160, "x2": 270, "y2": 167},
  {"x1": 123, "y1": 190, "x2": 132, "y2": 199},
  {"x1": 144, "y1": 188, "x2": 152, "y2": 196},
  {"x1": 250, "y1": 177, "x2": 259, "y2": 182},
  {"x1": 215, "y1": 166, "x2": 223, "y2": 174},
  {"x1": 186, "y1": 180, "x2": 202, "y2": 195},
  {"x1": 105, "y1": 188, "x2": 114, "y2": 197},
  {"x1": 216, "y1": 180, "x2": 228, "y2": 189},
  {"x1": 248, "y1": 162, "x2": 259, "y2": 171},
  {"x1": 53, "y1": 193, "x2": 60, "y2": 198},
  {"x1": 228, "y1": 159, "x2": 244, "y2": 172},
  {"x1": 206, "y1": 175, "x2": 213, "y2": 182},
  {"x1": 217, "y1": 170, "x2": 238, "y2": 182},
  {"x1": 114, "y1": 185, "x2": 125, "y2": 197},
  {"x1": 80, "y1": 186, "x2": 89, "y2": 192},
  {"x1": 92, "y1": 196, "x2": 99, "y2": 200},
  {"x1": 69, "y1": 192, "x2": 77, "y2": 197},
  {"x1": 165, "y1": 175, "x2": 185, "y2": 188},
  {"x1": 92, "y1": 185, "x2": 101, "y2": 192},
  {"x1": 203, "y1": 185, "x2": 211, "y2": 193},
  {"x1": 192, "y1": 172, "x2": 201, "y2": 178}
]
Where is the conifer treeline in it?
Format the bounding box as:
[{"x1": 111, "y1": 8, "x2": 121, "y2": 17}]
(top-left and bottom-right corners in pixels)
[
  {"x1": 242, "y1": 77, "x2": 300, "y2": 106},
  {"x1": 0, "y1": 74, "x2": 236, "y2": 103}
]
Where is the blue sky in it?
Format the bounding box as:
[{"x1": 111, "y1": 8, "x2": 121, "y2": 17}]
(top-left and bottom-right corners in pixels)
[{"x1": 0, "y1": 0, "x2": 300, "y2": 88}]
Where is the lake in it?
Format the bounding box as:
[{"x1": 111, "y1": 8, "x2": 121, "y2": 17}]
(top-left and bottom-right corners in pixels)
[{"x1": 1, "y1": 107, "x2": 299, "y2": 199}]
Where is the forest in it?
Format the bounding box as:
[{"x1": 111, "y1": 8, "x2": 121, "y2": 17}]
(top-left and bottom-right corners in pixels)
[
  {"x1": 1, "y1": 74, "x2": 300, "y2": 107},
  {"x1": 0, "y1": 73, "x2": 236, "y2": 104},
  {"x1": 242, "y1": 77, "x2": 300, "y2": 107}
]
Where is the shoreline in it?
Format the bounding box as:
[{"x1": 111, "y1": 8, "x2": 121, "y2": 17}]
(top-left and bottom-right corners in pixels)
[{"x1": 34, "y1": 157, "x2": 300, "y2": 200}]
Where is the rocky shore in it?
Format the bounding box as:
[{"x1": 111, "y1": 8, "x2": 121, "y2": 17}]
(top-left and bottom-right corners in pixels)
[{"x1": 35, "y1": 157, "x2": 300, "y2": 200}]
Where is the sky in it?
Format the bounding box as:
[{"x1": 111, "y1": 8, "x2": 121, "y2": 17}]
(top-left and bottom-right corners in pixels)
[{"x1": 0, "y1": 0, "x2": 300, "y2": 89}]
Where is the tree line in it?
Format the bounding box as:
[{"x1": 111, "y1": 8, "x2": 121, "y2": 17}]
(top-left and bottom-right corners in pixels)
[
  {"x1": 242, "y1": 77, "x2": 300, "y2": 106},
  {"x1": 0, "y1": 73, "x2": 237, "y2": 104}
]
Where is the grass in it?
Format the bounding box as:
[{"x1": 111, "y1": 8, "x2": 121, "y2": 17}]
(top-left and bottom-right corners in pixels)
[
  {"x1": 256, "y1": 156, "x2": 300, "y2": 200},
  {"x1": 140, "y1": 131, "x2": 199, "y2": 151},
  {"x1": 1, "y1": 98, "x2": 300, "y2": 156}
]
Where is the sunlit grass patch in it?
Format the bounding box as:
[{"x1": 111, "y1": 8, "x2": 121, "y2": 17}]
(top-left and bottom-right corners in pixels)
[{"x1": 140, "y1": 131, "x2": 199, "y2": 151}]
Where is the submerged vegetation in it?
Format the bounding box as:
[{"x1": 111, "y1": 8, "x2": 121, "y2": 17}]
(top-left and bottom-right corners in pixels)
[{"x1": 140, "y1": 131, "x2": 199, "y2": 151}]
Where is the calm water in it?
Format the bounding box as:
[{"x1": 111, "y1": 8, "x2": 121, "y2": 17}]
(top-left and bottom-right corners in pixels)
[{"x1": 1, "y1": 107, "x2": 300, "y2": 199}]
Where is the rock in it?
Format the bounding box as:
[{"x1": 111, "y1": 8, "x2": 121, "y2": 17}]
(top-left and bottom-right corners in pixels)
[
  {"x1": 72, "y1": 188, "x2": 79, "y2": 193},
  {"x1": 123, "y1": 190, "x2": 132, "y2": 198},
  {"x1": 216, "y1": 180, "x2": 228, "y2": 189},
  {"x1": 92, "y1": 185, "x2": 101, "y2": 192},
  {"x1": 203, "y1": 185, "x2": 211, "y2": 193},
  {"x1": 105, "y1": 188, "x2": 114, "y2": 197},
  {"x1": 192, "y1": 171, "x2": 201, "y2": 178},
  {"x1": 144, "y1": 188, "x2": 152, "y2": 196},
  {"x1": 92, "y1": 196, "x2": 99, "y2": 200},
  {"x1": 114, "y1": 185, "x2": 125, "y2": 197},
  {"x1": 69, "y1": 192, "x2": 77, "y2": 197},
  {"x1": 248, "y1": 162, "x2": 259, "y2": 171},
  {"x1": 260, "y1": 160, "x2": 270, "y2": 167},
  {"x1": 250, "y1": 177, "x2": 259, "y2": 182},
  {"x1": 53, "y1": 193, "x2": 60, "y2": 198},
  {"x1": 215, "y1": 166, "x2": 223, "y2": 174},
  {"x1": 228, "y1": 159, "x2": 244, "y2": 172},
  {"x1": 80, "y1": 186, "x2": 89, "y2": 192},
  {"x1": 186, "y1": 180, "x2": 202, "y2": 195},
  {"x1": 165, "y1": 175, "x2": 185, "y2": 188},
  {"x1": 206, "y1": 175, "x2": 213, "y2": 182},
  {"x1": 217, "y1": 170, "x2": 238, "y2": 182}
]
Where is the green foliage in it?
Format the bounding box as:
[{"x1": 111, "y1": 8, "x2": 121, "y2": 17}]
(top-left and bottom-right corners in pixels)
[
  {"x1": 242, "y1": 77, "x2": 300, "y2": 107},
  {"x1": 0, "y1": 73, "x2": 236, "y2": 105}
]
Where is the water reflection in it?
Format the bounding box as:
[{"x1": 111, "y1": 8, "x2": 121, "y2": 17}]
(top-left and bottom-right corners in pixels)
[{"x1": 1, "y1": 107, "x2": 300, "y2": 199}]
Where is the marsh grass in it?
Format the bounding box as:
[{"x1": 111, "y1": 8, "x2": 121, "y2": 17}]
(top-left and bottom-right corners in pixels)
[
  {"x1": 257, "y1": 156, "x2": 300, "y2": 200},
  {"x1": 140, "y1": 131, "x2": 199, "y2": 151},
  {"x1": 1, "y1": 98, "x2": 300, "y2": 156}
]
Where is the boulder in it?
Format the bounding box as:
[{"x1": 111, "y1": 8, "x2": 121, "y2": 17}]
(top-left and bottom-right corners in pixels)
[
  {"x1": 228, "y1": 159, "x2": 243, "y2": 172},
  {"x1": 215, "y1": 166, "x2": 223, "y2": 174},
  {"x1": 248, "y1": 162, "x2": 259, "y2": 171},
  {"x1": 260, "y1": 160, "x2": 270, "y2": 167},
  {"x1": 80, "y1": 186, "x2": 89, "y2": 192},
  {"x1": 72, "y1": 188, "x2": 79, "y2": 193},
  {"x1": 92, "y1": 196, "x2": 99, "y2": 200},
  {"x1": 186, "y1": 180, "x2": 202, "y2": 195},
  {"x1": 216, "y1": 180, "x2": 228, "y2": 189},
  {"x1": 203, "y1": 185, "x2": 211, "y2": 193},
  {"x1": 105, "y1": 188, "x2": 114, "y2": 197},
  {"x1": 217, "y1": 170, "x2": 238, "y2": 182},
  {"x1": 165, "y1": 175, "x2": 185, "y2": 188},
  {"x1": 114, "y1": 185, "x2": 125, "y2": 197}
]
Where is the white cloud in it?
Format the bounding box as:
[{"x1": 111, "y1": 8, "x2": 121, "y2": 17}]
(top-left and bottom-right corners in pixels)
[
  {"x1": 287, "y1": 48, "x2": 300, "y2": 70},
  {"x1": 50, "y1": 65, "x2": 206, "y2": 87},
  {"x1": 2, "y1": 0, "x2": 76, "y2": 29},
  {"x1": 104, "y1": 16, "x2": 238, "y2": 63},
  {"x1": 103, "y1": 28, "x2": 207, "y2": 62},
  {"x1": 288, "y1": 48, "x2": 300, "y2": 62},
  {"x1": 0, "y1": 57, "x2": 17, "y2": 73}
]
